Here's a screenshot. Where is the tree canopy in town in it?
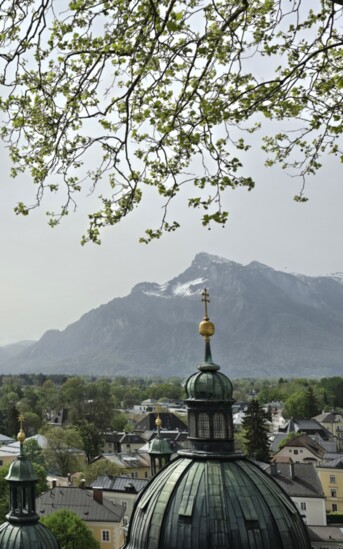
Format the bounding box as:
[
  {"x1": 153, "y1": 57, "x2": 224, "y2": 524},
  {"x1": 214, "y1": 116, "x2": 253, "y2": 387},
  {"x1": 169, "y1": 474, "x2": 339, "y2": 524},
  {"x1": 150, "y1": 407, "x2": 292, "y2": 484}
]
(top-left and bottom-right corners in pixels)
[{"x1": 0, "y1": 1, "x2": 342, "y2": 243}]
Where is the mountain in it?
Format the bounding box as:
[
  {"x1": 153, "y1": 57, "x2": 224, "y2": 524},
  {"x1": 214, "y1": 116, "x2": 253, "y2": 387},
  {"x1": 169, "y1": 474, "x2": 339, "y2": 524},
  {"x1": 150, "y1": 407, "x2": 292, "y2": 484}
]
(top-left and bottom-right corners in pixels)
[
  {"x1": 3, "y1": 253, "x2": 343, "y2": 378},
  {"x1": 0, "y1": 340, "x2": 35, "y2": 366}
]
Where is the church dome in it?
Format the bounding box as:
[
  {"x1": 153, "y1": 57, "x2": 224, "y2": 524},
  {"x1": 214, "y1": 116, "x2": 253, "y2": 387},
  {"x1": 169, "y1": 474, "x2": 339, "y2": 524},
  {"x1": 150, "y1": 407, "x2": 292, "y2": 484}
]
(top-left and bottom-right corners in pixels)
[
  {"x1": 0, "y1": 522, "x2": 60, "y2": 549},
  {"x1": 149, "y1": 436, "x2": 173, "y2": 456},
  {"x1": 125, "y1": 455, "x2": 309, "y2": 549},
  {"x1": 6, "y1": 455, "x2": 39, "y2": 483},
  {"x1": 185, "y1": 364, "x2": 233, "y2": 401}
]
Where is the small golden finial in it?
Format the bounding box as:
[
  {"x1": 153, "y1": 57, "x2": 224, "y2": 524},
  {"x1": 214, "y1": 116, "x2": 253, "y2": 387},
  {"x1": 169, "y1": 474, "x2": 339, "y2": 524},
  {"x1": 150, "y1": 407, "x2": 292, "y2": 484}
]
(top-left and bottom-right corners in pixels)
[
  {"x1": 155, "y1": 405, "x2": 162, "y2": 430},
  {"x1": 17, "y1": 413, "x2": 26, "y2": 444},
  {"x1": 199, "y1": 288, "x2": 215, "y2": 341}
]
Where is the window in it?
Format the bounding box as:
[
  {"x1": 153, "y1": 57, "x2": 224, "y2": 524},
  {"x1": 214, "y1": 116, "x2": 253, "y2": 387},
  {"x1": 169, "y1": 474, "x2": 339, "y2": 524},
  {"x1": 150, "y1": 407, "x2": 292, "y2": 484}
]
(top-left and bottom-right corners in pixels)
[
  {"x1": 101, "y1": 530, "x2": 110, "y2": 542},
  {"x1": 144, "y1": 471, "x2": 148, "y2": 478},
  {"x1": 213, "y1": 413, "x2": 226, "y2": 439},
  {"x1": 332, "y1": 503, "x2": 338, "y2": 512},
  {"x1": 121, "y1": 501, "x2": 127, "y2": 510},
  {"x1": 198, "y1": 413, "x2": 210, "y2": 438},
  {"x1": 294, "y1": 449, "x2": 298, "y2": 455},
  {"x1": 330, "y1": 475, "x2": 336, "y2": 483},
  {"x1": 331, "y1": 489, "x2": 337, "y2": 498},
  {"x1": 300, "y1": 502, "x2": 306, "y2": 510}
]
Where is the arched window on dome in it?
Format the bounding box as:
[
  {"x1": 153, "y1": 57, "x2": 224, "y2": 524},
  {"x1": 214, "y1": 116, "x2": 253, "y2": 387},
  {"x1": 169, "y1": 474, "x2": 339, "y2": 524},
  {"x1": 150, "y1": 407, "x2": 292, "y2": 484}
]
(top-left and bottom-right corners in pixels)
[
  {"x1": 188, "y1": 412, "x2": 196, "y2": 438},
  {"x1": 213, "y1": 413, "x2": 226, "y2": 439},
  {"x1": 198, "y1": 412, "x2": 210, "y2": 438}
]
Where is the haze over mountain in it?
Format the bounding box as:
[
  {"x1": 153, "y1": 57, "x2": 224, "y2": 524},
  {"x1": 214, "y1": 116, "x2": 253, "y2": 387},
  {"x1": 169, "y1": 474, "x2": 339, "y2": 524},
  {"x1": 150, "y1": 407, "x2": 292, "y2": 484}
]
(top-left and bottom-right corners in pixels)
[{"x1": 2, "y1": 252, "x2": 343, "y2": 378}]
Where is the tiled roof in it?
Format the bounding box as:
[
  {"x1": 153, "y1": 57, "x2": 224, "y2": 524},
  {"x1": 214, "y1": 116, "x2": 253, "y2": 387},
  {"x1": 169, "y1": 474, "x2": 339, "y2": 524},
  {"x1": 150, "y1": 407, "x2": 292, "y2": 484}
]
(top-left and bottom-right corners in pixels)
[
  {"x1": 0, "y1": 434, "x2": 14, "y2": 444},
  {"x1": 120, "y1": 434, "x2": 145, "y2": 444},
  {"x1": 279, "y1": 418, "x2": 332, "y2": 439},
  {"x1": 313, "y1": 412, "x2": 336, "y2": 424},
  {"x1": 317, "y1": 455, "x2": 343, "y2": 469},
  {"x1": 36, "y1": 487, "x2": 124, "y2": 522},
  {"x1": 265, "y1": 463, "x2": 324, "y2": 498},
  {"x1": 308, "y1": 526, "x2": 343, "y2": 542},
  {"x1": 135, "y1": 413, "x2": 187, "y2": 432},
  {"x1": 318, "y1": 439, "x2": 337, "y2": 453},
  {"x1": 275, "y1": 433, "x2": 326, "y2": 458},
  {"x1": 94, "y1": 451, "x2": 151, "y2": 468},
  {"x1": 90, "y1": 475, "x2": 149, "y2": 493}
]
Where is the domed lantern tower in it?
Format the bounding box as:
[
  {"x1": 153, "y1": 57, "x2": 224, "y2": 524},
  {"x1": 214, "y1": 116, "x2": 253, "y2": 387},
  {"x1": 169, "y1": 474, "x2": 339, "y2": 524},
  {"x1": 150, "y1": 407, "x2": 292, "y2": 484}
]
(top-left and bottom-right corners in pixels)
[
  {"x1": 123, "y1": 289, "x2": 311, "y2": 549},
  {"x1": 148, "y1": 414, "x2": 173, "y2": 477},
  {"x1": 0, "y1": 415, "x2": 60, "y2": 548},
  {"x1": 186, "y1": 289, "x2": 235, "y2": 455}
]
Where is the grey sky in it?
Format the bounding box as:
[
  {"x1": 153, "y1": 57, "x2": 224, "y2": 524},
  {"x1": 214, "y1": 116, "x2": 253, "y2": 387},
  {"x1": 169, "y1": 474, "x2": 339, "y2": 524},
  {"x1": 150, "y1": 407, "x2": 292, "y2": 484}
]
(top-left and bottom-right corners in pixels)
[{"x1": 1, "y1": 137, "x2": 342, "y2": 346}]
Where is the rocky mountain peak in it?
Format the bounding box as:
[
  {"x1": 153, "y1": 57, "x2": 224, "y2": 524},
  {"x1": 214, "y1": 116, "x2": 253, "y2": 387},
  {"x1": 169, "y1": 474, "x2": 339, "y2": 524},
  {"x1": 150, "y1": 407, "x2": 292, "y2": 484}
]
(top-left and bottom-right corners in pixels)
[{"x1": 2, "y1": 254, "x2": 343, "y2": 378}]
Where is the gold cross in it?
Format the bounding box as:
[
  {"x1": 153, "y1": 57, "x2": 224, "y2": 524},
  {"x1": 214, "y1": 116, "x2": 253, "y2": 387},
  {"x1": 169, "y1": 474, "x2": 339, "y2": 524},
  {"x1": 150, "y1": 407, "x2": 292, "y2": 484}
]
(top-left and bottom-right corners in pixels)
[
  {"x1": 202, "y1": 288, "x2": 210, "y2": 318},
  {"x1": 18, "y1": 414, "x2": 25, "y2": 430}
]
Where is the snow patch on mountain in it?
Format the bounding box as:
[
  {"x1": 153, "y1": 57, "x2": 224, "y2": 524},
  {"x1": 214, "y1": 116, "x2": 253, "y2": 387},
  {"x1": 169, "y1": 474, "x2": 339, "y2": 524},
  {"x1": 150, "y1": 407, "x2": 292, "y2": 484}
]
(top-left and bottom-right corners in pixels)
[
  {"x1": 328, "y1": 273, "x2": 343, "y2": 284},
  {"x1": 142, "y1": 278, "x2": 206, "y2": 297},
  {"x1": 172, "y1": 278, "x2": 206, "y2": 296}
]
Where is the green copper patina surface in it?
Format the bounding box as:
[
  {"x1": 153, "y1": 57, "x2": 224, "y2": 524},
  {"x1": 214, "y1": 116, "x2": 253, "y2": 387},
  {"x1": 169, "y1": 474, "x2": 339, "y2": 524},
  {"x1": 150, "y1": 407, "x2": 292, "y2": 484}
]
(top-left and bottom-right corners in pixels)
[
  {"x1": 5, "y1": 455, "x2": 39, "y2": 483},
  {"x1": 125, "y1": 455, "x2": 310, "y2": 549},
  {"x1": 0, "y1": 522, "x2": 60, "y2": 549}
]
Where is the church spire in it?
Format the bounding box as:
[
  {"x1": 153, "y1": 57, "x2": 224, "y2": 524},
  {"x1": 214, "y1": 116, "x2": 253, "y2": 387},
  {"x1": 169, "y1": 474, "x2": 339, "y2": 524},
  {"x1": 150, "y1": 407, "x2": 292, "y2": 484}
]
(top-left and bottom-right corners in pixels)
[
  {"x1": 183, "y1": 289, "x2": 235, "y2": 454},
  {"x1": 5, "y1": 415, "x2": 39, "y2": 524},
  {"x1": 199, "y1": 288, "x2": 215, "y2": 364},
  {"x1": 148, "y1": 411, "x2": 173, "y2": 476}
]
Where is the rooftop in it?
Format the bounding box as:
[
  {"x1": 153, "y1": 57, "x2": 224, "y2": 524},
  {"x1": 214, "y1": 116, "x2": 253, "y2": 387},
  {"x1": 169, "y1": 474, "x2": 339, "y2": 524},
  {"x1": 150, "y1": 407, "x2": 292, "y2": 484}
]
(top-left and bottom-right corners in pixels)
[{"x1": 36, "y1": 487, "x2": 124, "y2": 523}]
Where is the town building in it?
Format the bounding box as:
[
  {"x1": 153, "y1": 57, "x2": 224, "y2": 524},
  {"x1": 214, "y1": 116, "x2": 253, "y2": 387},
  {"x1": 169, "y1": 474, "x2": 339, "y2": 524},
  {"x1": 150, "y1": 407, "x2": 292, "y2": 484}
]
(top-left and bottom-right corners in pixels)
[
  {"x1": 102, "y1": 432, "x2": 146, "y2": 454},
  {"x1": 92, "y1": 451, "x2": 151, "y2": 479},
  {"x1": 264, "y1": 461, "x2": 326, "y2": 525},
  {"x1": 279, "y1": 418, "x2": 332, "y2": 441},
  {"x1": 90, "y1": 475, "x2": 149, "y2": 526},
  {"x1": 36, "y1": 486, "x2": 125, "y2": 549},
  {"x1": 313, "y1": 412, "x2": 343, "y2": 438},
  {"x1": 272, "y1": 433, "x2": 327, "y2": 464},
  {"x1": 317, "y1": 456, "x2": 343, "y2": 513}
]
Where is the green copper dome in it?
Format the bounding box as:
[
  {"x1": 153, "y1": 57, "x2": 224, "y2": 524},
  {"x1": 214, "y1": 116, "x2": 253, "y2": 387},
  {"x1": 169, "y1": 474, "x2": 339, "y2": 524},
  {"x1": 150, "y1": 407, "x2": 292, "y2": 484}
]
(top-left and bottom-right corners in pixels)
[
  {"x1": 0, "y1": 522, "x2": 60, "y2": 548},
  {"x1": 149, "y1": 436, "x2": 173, "y2": 456},
  {"x1": 6, "y1": 455, "x2": 39, "y2": 483},
  {"x1": 185, "y1": 364, "x2": 233, "y2": 401},
  {"x1": 124, "y1": 456, "x2": 310, "y2": 549}
]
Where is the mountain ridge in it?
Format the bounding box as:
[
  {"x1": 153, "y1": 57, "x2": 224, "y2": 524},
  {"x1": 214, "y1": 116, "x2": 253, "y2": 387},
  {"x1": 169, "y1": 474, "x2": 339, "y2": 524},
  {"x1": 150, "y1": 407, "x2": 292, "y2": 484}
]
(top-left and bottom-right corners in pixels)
[{"x1": 2, "y1": 253, "x2": 343, "y2": 378}]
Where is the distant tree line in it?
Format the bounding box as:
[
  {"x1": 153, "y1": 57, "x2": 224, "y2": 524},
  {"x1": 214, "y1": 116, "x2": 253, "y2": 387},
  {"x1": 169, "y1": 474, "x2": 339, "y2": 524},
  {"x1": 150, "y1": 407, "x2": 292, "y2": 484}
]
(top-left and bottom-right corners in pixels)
[
  {"x1": 1, "y1": 373, "x2": 342, "y2": 479},
  {"x1": 1, "y1": 374, "x2": 343, "y2": 443}
]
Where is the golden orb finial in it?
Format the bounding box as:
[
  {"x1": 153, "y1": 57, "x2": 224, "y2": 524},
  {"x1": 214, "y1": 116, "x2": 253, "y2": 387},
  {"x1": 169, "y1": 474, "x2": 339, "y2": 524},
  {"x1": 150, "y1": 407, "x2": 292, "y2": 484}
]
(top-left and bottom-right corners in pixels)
[
  {"x1": 199, "y1": 288, "x2": 215, "y2": 341},
  {"x1": 17, "y1": 413, "x2": 26, "y2": 444}
]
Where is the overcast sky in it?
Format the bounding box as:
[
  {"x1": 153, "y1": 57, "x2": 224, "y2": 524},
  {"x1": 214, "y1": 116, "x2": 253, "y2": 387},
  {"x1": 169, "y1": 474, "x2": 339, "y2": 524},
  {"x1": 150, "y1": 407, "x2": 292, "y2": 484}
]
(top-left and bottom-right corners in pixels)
[{"x1": 0, "y1": 133, "x2": 342, "y2": 347}]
